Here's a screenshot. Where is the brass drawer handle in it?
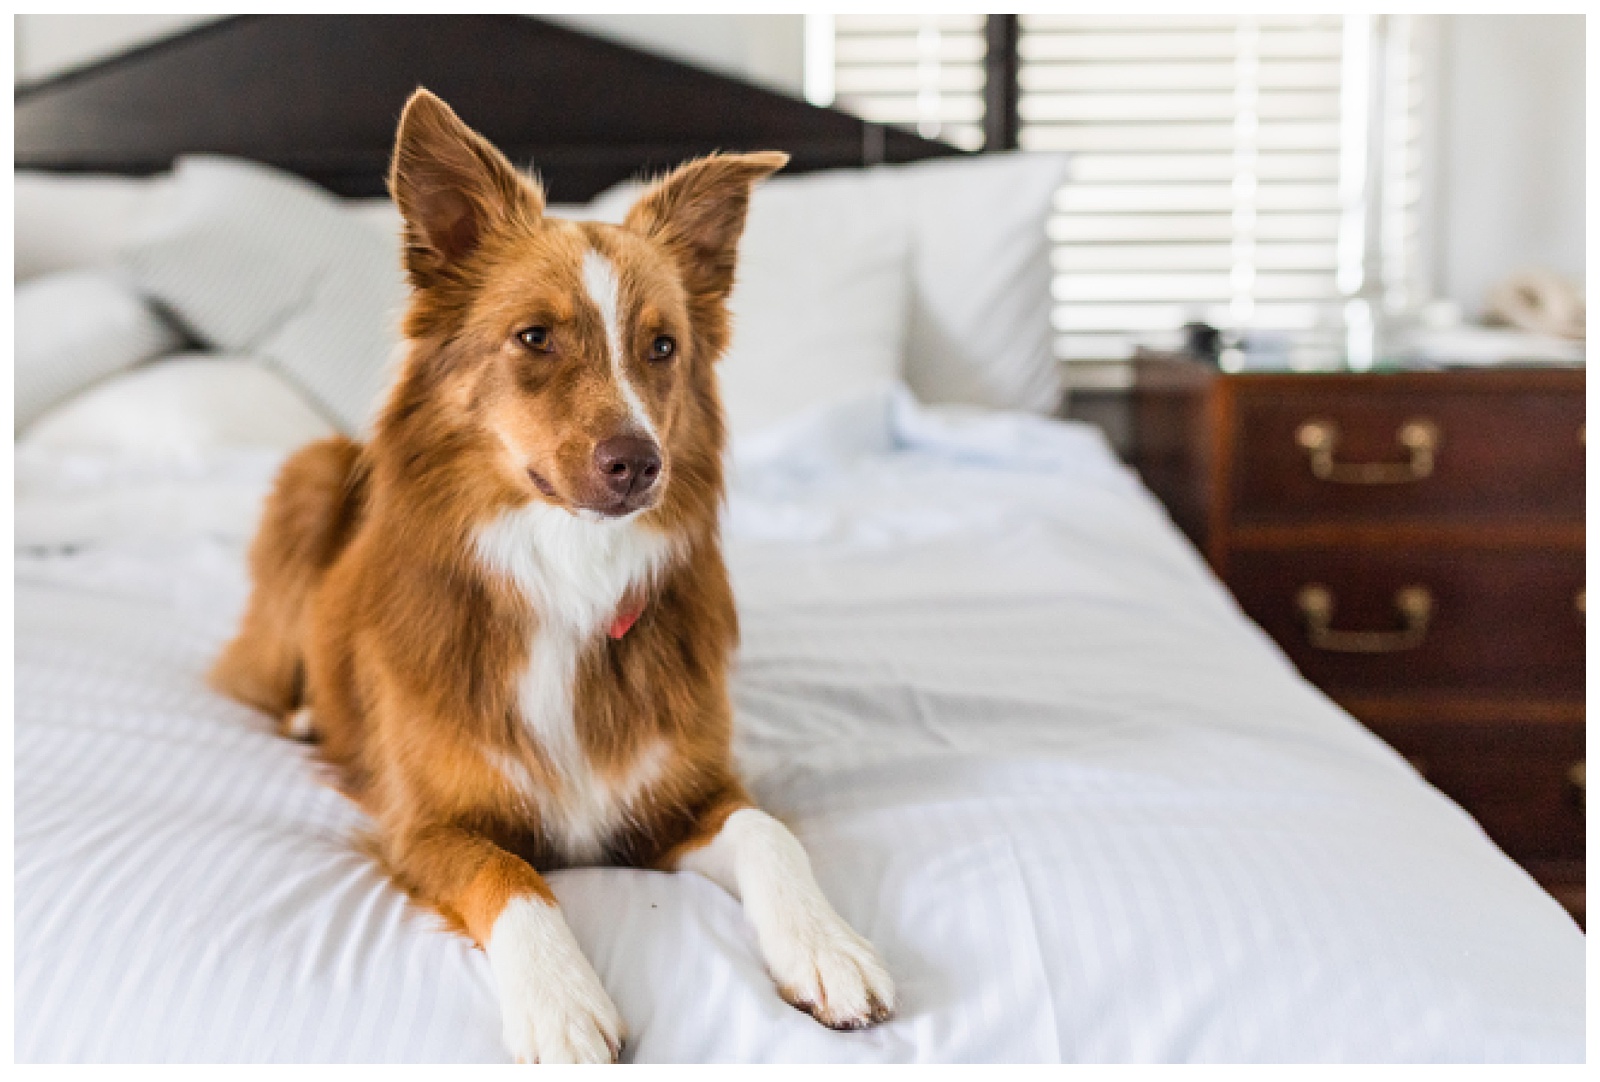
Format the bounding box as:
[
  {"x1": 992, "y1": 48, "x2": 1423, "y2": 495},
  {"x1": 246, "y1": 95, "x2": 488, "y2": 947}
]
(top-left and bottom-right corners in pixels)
[
  {"x1": 1296, "y1": 584, "x2": 1434, "y2": 653},
  {"x1": 1570, "y1": 761, "x2": 1585, "y2": 813},
  {"x1": 1296, "y1": 418, "x2": 1440, "y2": 484}
]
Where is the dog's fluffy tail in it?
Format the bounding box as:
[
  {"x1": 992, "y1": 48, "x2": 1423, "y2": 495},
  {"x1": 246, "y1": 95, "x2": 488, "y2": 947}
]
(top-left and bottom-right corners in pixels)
[{"x1": 210, "y1": 436, "x2": 367, "y2": 719}]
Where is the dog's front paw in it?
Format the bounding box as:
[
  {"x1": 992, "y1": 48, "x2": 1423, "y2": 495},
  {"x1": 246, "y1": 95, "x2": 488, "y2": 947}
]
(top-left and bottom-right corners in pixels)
[
  {"x1": 767, "y1": 914, "x2": 897, "y2": 1031},
  {"x1": 499, "y1": 970, "x2": 624, "y2": 1064},
  {"x1": 488, "y1": 899, "x2": 626, "y2": 1063}
]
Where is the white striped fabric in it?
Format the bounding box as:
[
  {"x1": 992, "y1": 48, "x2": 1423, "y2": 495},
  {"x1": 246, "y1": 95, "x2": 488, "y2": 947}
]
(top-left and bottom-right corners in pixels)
[
  {"x1": 14, "y1": 269, "x2": 185, "y2": 430},
  {"x1": 118, "y1": 156, "x2": 408, "y2": 435}
]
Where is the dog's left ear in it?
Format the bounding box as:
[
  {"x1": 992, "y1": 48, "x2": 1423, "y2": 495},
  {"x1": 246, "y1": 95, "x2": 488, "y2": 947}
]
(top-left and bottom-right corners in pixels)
[
  {"x1": 624, "y1": 152, "x2": 788, "y2": 305},
  {"x1": 389, "y1": 88, "x2": 545, "y2": 287}
]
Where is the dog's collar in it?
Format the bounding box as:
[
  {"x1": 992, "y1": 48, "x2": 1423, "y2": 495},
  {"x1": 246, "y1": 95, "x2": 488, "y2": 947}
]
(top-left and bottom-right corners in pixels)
[{"x1": 608, "y1": 596, "x2": 647, "y2": 640}]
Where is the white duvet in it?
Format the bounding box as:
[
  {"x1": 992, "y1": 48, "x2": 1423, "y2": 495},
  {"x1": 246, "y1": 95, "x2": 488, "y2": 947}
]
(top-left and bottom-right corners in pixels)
[{"x1": 14, "y1": 390, "x2": 1584, "y2": 1062}]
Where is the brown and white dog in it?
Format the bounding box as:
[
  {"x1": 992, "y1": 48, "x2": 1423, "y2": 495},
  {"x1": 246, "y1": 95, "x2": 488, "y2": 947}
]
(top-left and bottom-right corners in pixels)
[{"x1": 211, "y1": 89, "x2": 895, "y2": 1063}]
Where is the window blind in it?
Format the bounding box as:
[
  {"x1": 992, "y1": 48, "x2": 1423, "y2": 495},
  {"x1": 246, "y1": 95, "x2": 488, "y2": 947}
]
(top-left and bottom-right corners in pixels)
[
  {"x1": 816, "y1": 14, "x2": 1433, "y2": 377},
  {"x1": 1022, "y1": 15, "x2": 1349, "y2": 369},
  {"x1": 824, "y1": 14, "x2": 988, "y2": 152},
  {"x1": 1376, "y1": 15, "x2": 1434, "y2": 322}
]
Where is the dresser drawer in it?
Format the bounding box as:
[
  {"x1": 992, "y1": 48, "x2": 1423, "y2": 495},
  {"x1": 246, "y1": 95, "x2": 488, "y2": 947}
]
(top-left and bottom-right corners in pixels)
[
  {"x1": 1367, "y1": 718, "x2": 1585, "y2": 864},
  {"x1": 1227, "y1": 546, "x2": 1585, "y2": 697},
  {"x1": 1228, "y1": 383, "x2": 1584, "y2": 524}
]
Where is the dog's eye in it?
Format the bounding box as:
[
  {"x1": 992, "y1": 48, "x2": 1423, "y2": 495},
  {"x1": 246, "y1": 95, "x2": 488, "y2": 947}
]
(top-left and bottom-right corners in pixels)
[
  {"x1": 650, "y1": 335, "x2": 677, "y2": 362},
  {"x1": 517, "y1": 327, "x2": 553, "y2": 353}
]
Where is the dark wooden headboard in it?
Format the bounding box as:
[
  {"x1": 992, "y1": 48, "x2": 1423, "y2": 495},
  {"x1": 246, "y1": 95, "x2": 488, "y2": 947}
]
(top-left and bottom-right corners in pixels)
[{"x1": 13, "y1": 14, "x2": 964, "y2": 201}]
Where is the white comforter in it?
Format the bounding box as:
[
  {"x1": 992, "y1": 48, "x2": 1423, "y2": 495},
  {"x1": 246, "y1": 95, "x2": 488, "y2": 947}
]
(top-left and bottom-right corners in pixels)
[{"x1": 14, "y1": 392, "x2": 1585, "y2": 1062}]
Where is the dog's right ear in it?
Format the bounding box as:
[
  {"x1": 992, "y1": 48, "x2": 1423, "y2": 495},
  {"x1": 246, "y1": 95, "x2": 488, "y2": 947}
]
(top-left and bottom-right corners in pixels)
[{"x1": 389, "y1": 89, "x2": 545, "y2": 287}]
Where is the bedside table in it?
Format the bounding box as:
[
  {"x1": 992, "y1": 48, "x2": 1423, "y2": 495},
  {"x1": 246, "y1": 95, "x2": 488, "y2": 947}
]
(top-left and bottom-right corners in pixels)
[{"x1": 1131, "y1": 354, "x2": 1586, "y2": 924}]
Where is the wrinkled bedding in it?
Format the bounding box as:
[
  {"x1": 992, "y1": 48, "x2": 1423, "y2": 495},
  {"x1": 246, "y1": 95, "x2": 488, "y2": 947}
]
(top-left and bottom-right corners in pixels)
[{"x1": 14, "y1": 391, "x2": 1584, "y2": 1062}]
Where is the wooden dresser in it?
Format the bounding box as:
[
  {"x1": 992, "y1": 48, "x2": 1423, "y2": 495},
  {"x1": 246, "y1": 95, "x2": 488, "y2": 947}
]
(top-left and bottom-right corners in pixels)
[{"x1": 1131, "y1": 354, "x2": 1586, "y2": 924}]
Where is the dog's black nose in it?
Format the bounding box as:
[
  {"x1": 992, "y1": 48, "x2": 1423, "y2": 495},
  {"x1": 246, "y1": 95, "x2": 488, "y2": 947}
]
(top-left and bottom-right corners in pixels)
[{"x1": 594, "y1": 436, "x2": 662, "y2": 497}]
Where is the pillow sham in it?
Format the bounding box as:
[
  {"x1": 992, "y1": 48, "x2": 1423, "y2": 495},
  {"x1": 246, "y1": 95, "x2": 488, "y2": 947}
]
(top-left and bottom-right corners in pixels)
[
  {"x1": 20, "y1": 353, "x2": 338, "y2": 456},
  {"x1": 14, "y1": 269, "x2": 186, "y2": 431},
  {"x1": 15, "y1": 171, "x2": 173, "y2": 283},
  {"x1": 716, "y1": 170, "x2": 912, "y2": 441},
  {"x1": 590, "y1": 171, "x2": 912, "y2": 441},
  {"x1": 876, "y1": 151, "x2": 1069, "y2": 414},
  {"x1": 118, "y1": 156, "x2": 407, "y2": 434}
]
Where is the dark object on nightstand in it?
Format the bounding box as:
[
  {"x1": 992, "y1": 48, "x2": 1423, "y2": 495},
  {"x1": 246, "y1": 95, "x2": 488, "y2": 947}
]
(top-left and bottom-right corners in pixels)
[
  {"x1": 1131, "y1": 351, "x2": 1586, "y2": 926},
  {"x1": 1181, "y1": 322, "x2": 1224, "y2": 367}
]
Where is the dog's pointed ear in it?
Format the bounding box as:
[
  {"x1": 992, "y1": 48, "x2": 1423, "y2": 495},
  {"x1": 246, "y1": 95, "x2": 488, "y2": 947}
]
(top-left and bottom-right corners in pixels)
[
  {"x1": 389, "y1": 89, "x2": 545, "y2": 285},
  {"x1": 623, "y1": 151, "x2": 788, "y2": 303}
]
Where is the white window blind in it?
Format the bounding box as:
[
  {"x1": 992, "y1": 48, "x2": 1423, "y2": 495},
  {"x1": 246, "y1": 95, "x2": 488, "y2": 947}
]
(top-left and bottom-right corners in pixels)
[
  {"x1": 824, "y1": 14, "x2": 987, "y2": 152},
  {"x1": 1376, "y1": 15, "x2": 1435, "y2": 321},
  {"x1": 815, "y1": 14, "x2": 1433, "y2": 375},
  {"x1": 1023, "y1": 14, "x2": 1350, "y2": 368}
]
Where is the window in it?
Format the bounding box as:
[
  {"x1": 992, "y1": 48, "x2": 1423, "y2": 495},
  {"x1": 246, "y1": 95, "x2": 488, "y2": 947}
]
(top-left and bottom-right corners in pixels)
[
  {"x1": 818, "y1": 14, "x2": 988, "y2": 152},
  {"x1": 812, "y1": 14, "x2": 1435, "y2": 382}
]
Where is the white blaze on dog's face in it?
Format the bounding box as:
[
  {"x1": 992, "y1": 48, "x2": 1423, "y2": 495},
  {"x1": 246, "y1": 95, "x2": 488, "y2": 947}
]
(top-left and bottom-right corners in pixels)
[
  {"x1": 388, "y1": 90, "x2": 786, "y2": 519},
  {"x1": 463, "y1": 219, "x2": 693, "y2": 519}
]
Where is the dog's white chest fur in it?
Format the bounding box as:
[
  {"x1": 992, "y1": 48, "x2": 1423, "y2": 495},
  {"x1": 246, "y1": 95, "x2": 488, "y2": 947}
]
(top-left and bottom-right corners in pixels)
[{"x1": 475, "y1": 502, "x2": 676, "y2": 863}]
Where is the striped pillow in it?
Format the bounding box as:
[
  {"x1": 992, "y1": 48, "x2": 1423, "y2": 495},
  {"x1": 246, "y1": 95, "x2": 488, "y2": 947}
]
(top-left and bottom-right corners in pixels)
[{"x1": 118, "y1": 156, "x2": 408, "y2": 434}]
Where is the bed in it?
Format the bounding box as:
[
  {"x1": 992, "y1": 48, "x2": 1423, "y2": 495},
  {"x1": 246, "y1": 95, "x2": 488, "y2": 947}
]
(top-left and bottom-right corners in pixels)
[{"x1": 14, "y1": 16, "x2": 1586, "y2": 1063}]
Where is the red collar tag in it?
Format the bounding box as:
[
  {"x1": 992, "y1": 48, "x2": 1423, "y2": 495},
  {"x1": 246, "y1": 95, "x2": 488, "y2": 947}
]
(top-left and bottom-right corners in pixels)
[{"x1": 608, "y1": 599, "x2": 646, "y2": 640}]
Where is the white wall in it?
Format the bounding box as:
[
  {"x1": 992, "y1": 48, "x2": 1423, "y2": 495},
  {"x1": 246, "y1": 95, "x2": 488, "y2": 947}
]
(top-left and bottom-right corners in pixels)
[
  {"x1": 1434, "y1": 15, "x2": 1586, "y2": 319},
  {"x1": 13, "y1": 14, "x2": 804, "y2": 95},
  {"x1": 546, "y1": 14, "x2": 802, "y2": 95},
  {"x1": 14, "y1": 14, "x2": 220, "y2": 82}
]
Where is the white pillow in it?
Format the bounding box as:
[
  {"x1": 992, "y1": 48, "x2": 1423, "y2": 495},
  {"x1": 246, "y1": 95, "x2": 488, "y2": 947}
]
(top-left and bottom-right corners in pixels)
[
  {"x1": 877, "y1": 152, "x2": 1069, "y2": 414},
  {"x1": 14, "y1": 269, "x2": 185, "y2": 431},
  {"x1": 720, "y1": 171, "x2": 911, "y2": 440},
  {"x1": 15, "y1": 171, "x2": 174, "y2": 283},
  {"x1": 592, "y1": 170, "x2": 912, "y2": 441},
  {"x1": 341, "y1": 196, "x2": 407, "y2": 240},
  {"x1": 118, "y1": 156, "x2": 408, "y2": 435},
  {"x1": 20, "y1": 354, "x2": 337, "y2": 456}
]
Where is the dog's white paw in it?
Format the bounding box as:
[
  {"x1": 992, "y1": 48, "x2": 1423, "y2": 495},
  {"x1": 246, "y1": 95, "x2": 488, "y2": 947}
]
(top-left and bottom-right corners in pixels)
[
  {"x1": 488, "y1": 897, "x2": 626, "y2": 1063},
  {"x1": 765, "y1": 912, "x2": 897, "y2": 1031},
  {"x1": 685, "y1": 808, "x2": 897, "y2": 1032},
  {"x1": 498, "y1": 971, "x2": 624, "y2": 1064}
]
